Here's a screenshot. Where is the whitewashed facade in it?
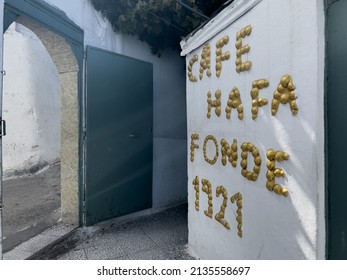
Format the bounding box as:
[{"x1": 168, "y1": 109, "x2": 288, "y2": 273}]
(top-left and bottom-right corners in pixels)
[{"x1": 181, "y1": 0, "x2": 325, "y2": 259}]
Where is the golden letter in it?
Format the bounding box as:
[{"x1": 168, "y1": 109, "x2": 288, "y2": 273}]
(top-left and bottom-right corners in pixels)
[
  {"x1": 220, "y1": 138, "x2": 238, "y2": 167},
  {"x1": 250, "y1": 79, "x2": 269, "y2": 120},
  {"x1": 199, "y1": 44, "x2": 211, "y2": 80},
  {"x1": 215, "y1": 186, "x2": 230, "y2": 229},
  {"x1": 215, "y1": 36, "x2": 230, "y2": 77},
  {"x1": 203, "y1": 135, "x2": 219, "y2": 165},
  {"x1": 187, "y1": 54, "x2": 198, "y2": 82},
  {"x1": 231, "y1": 192, "x2": 243, "y2": 238},
  {"x1": 193, "y1": 176, "x2": 200, "y2": 211},
  {"x1": 207, "y1": 90, "x2": 222, "y2": 118},
  {"x1": 190, "y1": 134, "x2": 199, "y2": 162},
  {"x1": 240, "y1": 142, "x2": 261, "y2": 181},
  {"x1": 225, "y1": 87, "x2": 244, "y2": 120},
  {"x1": 202, "y1": 179, "x2": 213, "y2": 218},
  {"x1": 272, "y1": 75, "x2": 298, "y2": 116},
  {"x1": 266, "y1": 149, "x2": 289, "y2": 197},
  {"x1": 235, "y1": 25, "x2": 252, "y2": 73}
]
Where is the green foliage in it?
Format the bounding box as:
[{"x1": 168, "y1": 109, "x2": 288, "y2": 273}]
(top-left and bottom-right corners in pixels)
[{"x1": 90, "y1": 0, "x2": 229, "y2": 56}]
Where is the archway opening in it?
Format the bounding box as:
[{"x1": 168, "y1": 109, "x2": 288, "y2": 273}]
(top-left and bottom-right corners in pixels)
[{"x1": 2, "y1": 17, "x2": 80, "y2": 253}]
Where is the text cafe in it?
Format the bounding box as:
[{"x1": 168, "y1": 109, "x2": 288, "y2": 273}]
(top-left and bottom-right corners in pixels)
[{"x1": 181, "y1": 0, "x2": 325, "y2": 259}]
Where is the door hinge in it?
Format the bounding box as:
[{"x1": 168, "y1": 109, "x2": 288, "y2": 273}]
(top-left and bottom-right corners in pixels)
[
  {"x1": 81, "y1": 200, "x2": 87, "y2": 226},
  {"x1": 82, "y1": 127, "x2": 87, "y2": 141},
  {"x1": 0, "y1": 119, "x2": 6, "y2": 137},
  {"x1": 82, "y1": 201, "x2": 86, "y2": 212}
]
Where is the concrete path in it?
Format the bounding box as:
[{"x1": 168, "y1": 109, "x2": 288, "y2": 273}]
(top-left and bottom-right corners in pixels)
[
  {"x1": 55, "y1": 204, "x2": 193, "y2": 260},
  {"x1": 1, "y1": 163, "x2": 193, "y2": 260},
  {"x1": 2, "y1": 163, "x2": 61, "y2": 252},
  {"x1": 24, "y1": 204, "x2": 194, "y2": 260}
]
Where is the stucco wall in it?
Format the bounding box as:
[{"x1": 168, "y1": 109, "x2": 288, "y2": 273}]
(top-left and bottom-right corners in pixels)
[
  {"x1": 3, "y1": 23, "x2": 60, "y2": 179},
  {"x1": 182, "y1": 0, "x2": 325, "y2": 259}
]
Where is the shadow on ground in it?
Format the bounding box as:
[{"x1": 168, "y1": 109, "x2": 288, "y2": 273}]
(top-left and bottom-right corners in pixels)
[
  {"x1": 36, "y1": 204, "x2": 194, "y2": 260},
  {"x1": 2, "y1": 165, "x2": 193, "y2": 260}
]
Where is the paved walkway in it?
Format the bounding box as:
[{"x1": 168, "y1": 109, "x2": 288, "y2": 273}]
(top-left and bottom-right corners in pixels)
[
  {"x1": 1, "y1": 161, "x2": 193, "y2": 260},
  {"x1": 4, "y1": 204, "x2": 194, "y2": 260},
  {"x1": 55, "y1": 204, "x2": 193, "y2": 260}
]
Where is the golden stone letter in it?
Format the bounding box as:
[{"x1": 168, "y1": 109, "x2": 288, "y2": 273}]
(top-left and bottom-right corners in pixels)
[{"x1": 235, "y1": 25, "x2": 252, "y2": 73}]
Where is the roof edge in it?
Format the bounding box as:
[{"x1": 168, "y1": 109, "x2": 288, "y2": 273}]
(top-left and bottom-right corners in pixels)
[{"x1": 180, "y1": 0, "x2": 262, "y2": 56}]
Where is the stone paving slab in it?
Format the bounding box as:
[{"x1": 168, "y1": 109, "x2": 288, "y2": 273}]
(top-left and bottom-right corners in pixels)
[
  {"x1": 3, "y1": 204, "x2": 195, "y2": 260},
  {"x1": 56, "y1": 204, "x2": 194, "y2": 260}
]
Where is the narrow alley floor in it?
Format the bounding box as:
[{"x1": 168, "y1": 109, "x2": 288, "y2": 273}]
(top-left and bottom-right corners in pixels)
[
  {"x1": 2, "y1": 163, "x2": 194, "y2": 260},
  {"x1": 47, "y1": 204, "x2": 194, "y2": 260},
  {"x1": 2, "y1": 163, "x2": 61, "y2": 252}
]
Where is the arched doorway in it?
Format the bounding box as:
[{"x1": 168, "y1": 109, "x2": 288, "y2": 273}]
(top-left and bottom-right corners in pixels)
[
  {"x1": 1, "y1": 0, "x2": 83, "y2": 254},
  {"x1": 13, "y1": 16, "x2": 80, "y2": 226},
  {"x1": 2, "y1": 21, "x2": 62, "y2": 251},
  {"x1": 4, "y1": 17, "x2": 79, "y2": 249}
]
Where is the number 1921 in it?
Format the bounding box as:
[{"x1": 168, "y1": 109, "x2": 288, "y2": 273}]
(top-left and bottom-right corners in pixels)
[{"x1": 193, "y1": 176, "x2": 243, "y2": 237}]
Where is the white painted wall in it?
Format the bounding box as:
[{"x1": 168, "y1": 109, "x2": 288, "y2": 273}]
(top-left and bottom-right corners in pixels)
[
  {"x1": 3, "y1": 23, "x2": 60, "y2": 179},
  {"x1": 182, "y1": 0, "x2": 325, "y2": 259}
]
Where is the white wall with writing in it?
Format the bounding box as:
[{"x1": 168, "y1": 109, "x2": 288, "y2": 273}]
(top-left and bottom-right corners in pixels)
[{"x1": 181, "y1": 0, "x2": 325, "y2": 259}]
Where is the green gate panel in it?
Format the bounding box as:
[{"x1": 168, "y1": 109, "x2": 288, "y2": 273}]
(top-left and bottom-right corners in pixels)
[
  {"x1": 85, "y1": 46, "x2": 153, "y2": 226},
  {"x1": 327, "y1": 0, "x2": 347, "y2": 259}
]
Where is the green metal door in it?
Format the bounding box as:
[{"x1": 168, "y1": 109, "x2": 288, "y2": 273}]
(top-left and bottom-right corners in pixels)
[
  {"x1": 326, "y1": 0, "x2": 347, "y2": 259},
  {"x1": 85, "y1": 46, "x2": 153, "y2": 226}
]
